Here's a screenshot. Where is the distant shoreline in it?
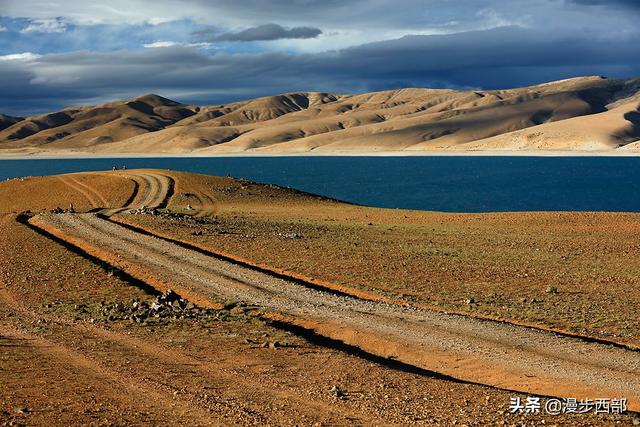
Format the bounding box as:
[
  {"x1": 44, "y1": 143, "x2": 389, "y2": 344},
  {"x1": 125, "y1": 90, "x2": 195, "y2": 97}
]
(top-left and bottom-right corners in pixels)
[{"x1": 1, "y1": 150, "x2": 640, "y2": 160}]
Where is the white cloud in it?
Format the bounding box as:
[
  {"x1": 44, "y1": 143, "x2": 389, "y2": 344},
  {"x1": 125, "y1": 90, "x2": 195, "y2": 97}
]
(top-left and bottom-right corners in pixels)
[
  {"x1": 0, "y1": 52, "x2": 42, "y2": 61},
  {"x1": 143, "y1": 41, "x2": 213, "y2": 49},
  {"x1": 2, "y1": 0, "x2": 212, "y2": 26},
  {"x1": 188, "y1": 42, "x2": 214, "y2": 48},
  {"x1": 20, "y1": 18, "x2": 67, "y2": 34},
  {"x1": 147, "y1": 17, "x2": 174, "y2": 25},
  {"x1": 143, "y1": 41, "x2": 179, "y2": 48},
  {"x1": 0, "y1": 25, "x2": 7, "y2": 32}
]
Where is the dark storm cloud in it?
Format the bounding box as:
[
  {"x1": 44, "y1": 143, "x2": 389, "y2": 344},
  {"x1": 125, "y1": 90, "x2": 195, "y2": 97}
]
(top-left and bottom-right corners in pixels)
[
  {"x1": 567, "y1": 0, "x2": 640, "y2": 8},
  {"x1": 197, "y1": 23, "x2": 322, "y2": 42},
  {"x1": 2, "y1": 25, "x2": 639, "y2": 115}
]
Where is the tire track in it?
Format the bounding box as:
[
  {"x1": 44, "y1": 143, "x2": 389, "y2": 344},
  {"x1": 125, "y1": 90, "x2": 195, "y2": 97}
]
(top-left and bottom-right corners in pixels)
[
  {"x1": 0, "y1": 291, "x2": 220, "y2": 425},
  {"x1": 131, "y1": 172, "x2": 173, "y2": 209},
  {"x1": 97, "y1": 171, "x2": 174, "y2": 216},
  {"x1": 57, "y1": 175, "x2": 102, "y2": 208},
  {"x1": 31, "y1": 212, "x2": 640, "y2": 410},
  {"x1": 0, "y1": 287, "x2": 373, "y2": 425},
  {"x1": 71, "y1": 174, "x2": 109, "y2": 207},
  {"x1": 63, "y1": 170, "x2": 209, "y2": 217},
  {"x1": 184, "y1": 191, "x2": 219, "y2": 217}
]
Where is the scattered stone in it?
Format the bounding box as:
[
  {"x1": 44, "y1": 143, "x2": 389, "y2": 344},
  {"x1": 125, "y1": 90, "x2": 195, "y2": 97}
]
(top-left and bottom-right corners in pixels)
[
  {"x1": 260, "y1": 340, "x2": 281, "y2": 349},
  {"x1": 128, "y1": 206, "x2": 217, "y2": 224},
  {"x1": 161, "y1": 290, "x2": 180, "y2": 303},
  {"x1": 465, "y1": 298, "x2": 475, "y2": 305},
  {"x1": 73, "y1": 290, "x2": 251, "y2": 326},
  {"x1": 223, "y1": 301, "x2": 238, "y2": 310},
  {"x1": 229, "y1": 306, "x2": 247, "y2": 315},
  {"x1": 329, "y1": 386, "x2": 346, "y2": 400},
  {"x1": 545, "y1": 286, "x2": 559, "y2": 294},
  {"x1": 275, "y1": 231, "x2": 302, "y2": 240}
]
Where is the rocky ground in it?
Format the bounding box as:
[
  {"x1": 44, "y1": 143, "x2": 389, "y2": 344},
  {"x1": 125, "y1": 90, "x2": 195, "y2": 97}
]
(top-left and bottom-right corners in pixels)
[{"x1": 1, "y1": 170, "x2": 639, "y2": 426}]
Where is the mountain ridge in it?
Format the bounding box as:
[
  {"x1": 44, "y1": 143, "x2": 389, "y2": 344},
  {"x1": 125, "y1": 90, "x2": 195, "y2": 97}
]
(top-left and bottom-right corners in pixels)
[{"x1": 2, "y1": 76, "x2": 639, "y2": 154}]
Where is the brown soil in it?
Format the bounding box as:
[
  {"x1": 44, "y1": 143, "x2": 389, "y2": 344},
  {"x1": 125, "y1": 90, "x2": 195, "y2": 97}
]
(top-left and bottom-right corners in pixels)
[
  {"x1": 119, "y1": 171, "x2": 640, "y2": 350},
  {"x1": 1, "y1": 169, "x2": 638, "y2": 426}
]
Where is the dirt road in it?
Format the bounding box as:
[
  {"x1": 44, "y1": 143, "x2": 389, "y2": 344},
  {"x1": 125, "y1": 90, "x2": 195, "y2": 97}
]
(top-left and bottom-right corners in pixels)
[{"x1": 19, "y1": 170, "x2": 640, "y2": 411}]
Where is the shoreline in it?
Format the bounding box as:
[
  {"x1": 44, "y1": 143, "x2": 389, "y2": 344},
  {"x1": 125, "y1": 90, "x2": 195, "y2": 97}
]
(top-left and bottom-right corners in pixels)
[{"x1": 1, "y1": 150, "x2": 640, "y2": 160}]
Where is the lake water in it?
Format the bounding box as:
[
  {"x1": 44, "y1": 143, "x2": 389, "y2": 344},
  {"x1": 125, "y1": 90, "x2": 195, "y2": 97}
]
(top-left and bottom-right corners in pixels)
[{"x1": 1, "y1": 156, "x2": 640, "y2": 212}]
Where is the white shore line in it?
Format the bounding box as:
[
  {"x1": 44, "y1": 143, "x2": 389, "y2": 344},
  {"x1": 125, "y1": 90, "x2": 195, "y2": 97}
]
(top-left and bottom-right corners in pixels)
[{"x1": 2, "y1": 150, "x2": 640, "y2": 160}]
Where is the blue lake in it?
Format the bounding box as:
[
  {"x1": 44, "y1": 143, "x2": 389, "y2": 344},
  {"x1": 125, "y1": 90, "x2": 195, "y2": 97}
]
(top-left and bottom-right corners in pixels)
[{"x1": 1, "y1": 156, "x2": 640, "y2": 212}]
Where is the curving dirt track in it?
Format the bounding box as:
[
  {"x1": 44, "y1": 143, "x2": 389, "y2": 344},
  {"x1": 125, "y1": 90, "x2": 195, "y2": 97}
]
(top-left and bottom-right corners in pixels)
[
  {"x1": 13, "y1": 169, "x2": 639, "y2": 415},
  {"x1": 0, "y1": 284, "x2": 378, "y2": 425},
  {"x1": 58, "y1": 175, "x2": 109, "y2": 209},
  {"x1": 96, "y1": 171, "x2": 174, "y2": 215},
  {"x1": 189, "y1": 192, "x2": 219, "y2": 217},
  {"x1": 58, "y1": 169, "x2": 221, "y2": 218},
  {"x1": 31, "y1": 204, "x2": 640, "y2": 411}
]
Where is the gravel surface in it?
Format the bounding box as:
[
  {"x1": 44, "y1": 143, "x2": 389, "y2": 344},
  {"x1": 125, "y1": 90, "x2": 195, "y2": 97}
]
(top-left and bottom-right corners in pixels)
[
  {"x1": 36, "y1": 211, "x2": 640, "y2": 409},
  {"x1": 98, "y1": 171, "x2": 173, "y2": 215}
]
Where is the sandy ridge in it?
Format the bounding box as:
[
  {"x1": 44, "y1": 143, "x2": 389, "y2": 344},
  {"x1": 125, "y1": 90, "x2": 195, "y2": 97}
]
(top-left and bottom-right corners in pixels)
[{"x1": 2, "y1": 76, "x2": 639, "y2": 155}]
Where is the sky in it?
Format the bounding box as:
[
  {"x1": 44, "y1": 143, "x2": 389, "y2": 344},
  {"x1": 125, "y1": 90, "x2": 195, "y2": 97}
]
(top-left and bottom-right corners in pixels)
[{"x1": 1, "y1": 0, "x2": 639, "y2": 115}]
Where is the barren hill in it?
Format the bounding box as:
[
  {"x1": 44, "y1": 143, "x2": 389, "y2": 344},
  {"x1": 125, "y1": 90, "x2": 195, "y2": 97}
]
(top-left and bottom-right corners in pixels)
[
  {"x1": 0, "y1": 114, "x2": 24, "y2": 132},
  {"x1": 0, "y1": 94, "x2": 197, "y2": 150},
  {"x1": 2, "y1": 76, "x2": 640, "y2": 155}
]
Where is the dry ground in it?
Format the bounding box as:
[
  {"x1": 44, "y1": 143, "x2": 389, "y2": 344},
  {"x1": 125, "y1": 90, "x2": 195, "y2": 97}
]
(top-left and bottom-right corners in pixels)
[
  {"x1": 1, "y1": 169, "x2": 639, "y2": 426},
  {"x1": 135, "y1": 171, "x2": 640, "y2": 348}
]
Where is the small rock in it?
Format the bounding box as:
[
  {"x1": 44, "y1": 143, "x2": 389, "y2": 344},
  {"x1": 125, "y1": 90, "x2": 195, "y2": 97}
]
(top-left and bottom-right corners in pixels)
[
  {"x1": 162, "y1": 290, "x2": 180, "y2": 303},
  {"x1": 229, "y1": 306, "x2": 246, "y2": 315},
  {"x1": 545, "y1": 286, "x2": 558, "y2": 294},
  {"x1": 465, "y1": 298, "x2": 475, "y2": 305},
  {"x1": 330, "y1": 386, "x2": 346, "y2": 399},
  {"x1": 261, "y1": 341, "x2": 281, "y2": 349}
]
